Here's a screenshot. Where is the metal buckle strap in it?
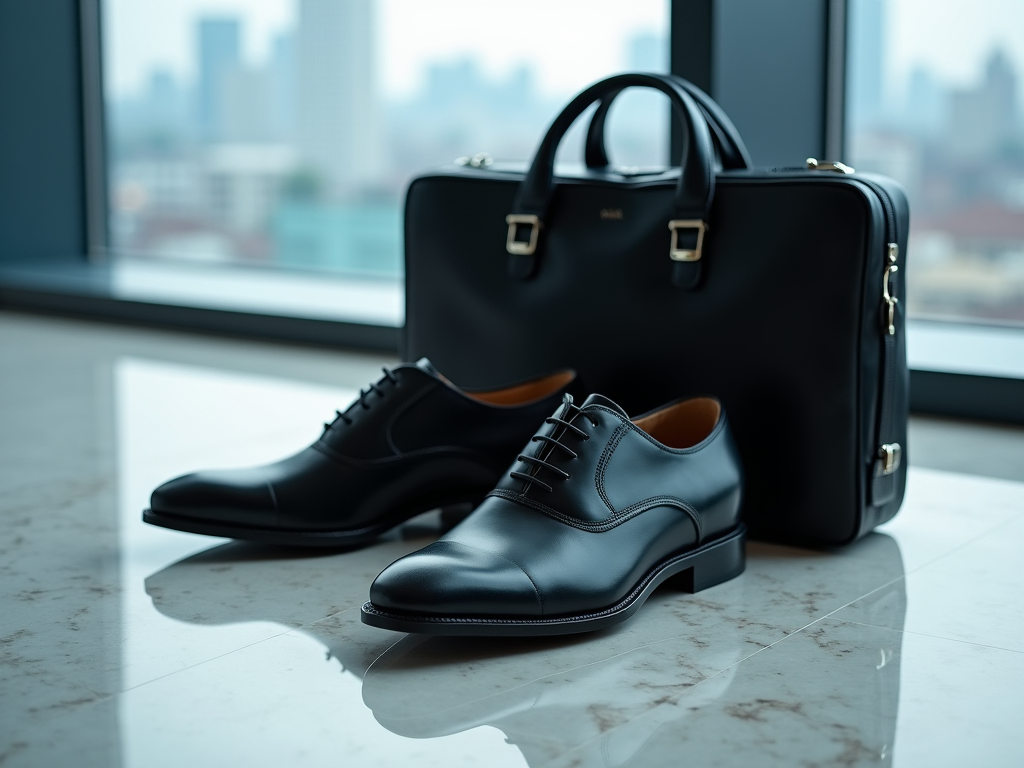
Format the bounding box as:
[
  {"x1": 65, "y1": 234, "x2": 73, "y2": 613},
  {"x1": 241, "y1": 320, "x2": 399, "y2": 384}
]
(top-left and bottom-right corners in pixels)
[
  {"x1": 505, "y1": 214, "x2": 542, "y2": 256},
  {"x1": 667, "y1": 219, "x2": 708, "y2": 262}
]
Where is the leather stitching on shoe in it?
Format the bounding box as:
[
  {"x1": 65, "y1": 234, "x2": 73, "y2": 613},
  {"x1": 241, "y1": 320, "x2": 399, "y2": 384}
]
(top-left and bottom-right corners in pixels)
[
  {"x1": 595, "y1": 423, "x2": 628, "y2": 514},
  {"x1": 586, "y1": 404, "x2": 727, "y2": 454},
  {"x1": 487, "y1": 487, "x2": 702, "y2": 541},
  {"x1": 383, "y1": 379, "x2": 440, "y2": 455},
  {"x1": 311, "y1": 440, "x2": 484, "y2": 466}
]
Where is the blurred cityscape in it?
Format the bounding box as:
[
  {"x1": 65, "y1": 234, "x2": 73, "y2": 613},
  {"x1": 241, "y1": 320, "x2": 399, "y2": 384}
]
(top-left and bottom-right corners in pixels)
[
  {"x1": 109, "y1": 0, "x2": 1024, "y2": 325},
  {"x1": 106, "y1": 0, "x2": 666, "y2": 279},
  {"x1": 848, "y1": 0, "x2": 1024, "y2": 324}
]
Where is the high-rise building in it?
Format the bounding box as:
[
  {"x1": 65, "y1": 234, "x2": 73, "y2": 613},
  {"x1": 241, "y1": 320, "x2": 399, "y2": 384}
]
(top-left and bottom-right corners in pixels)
[
  {"x1": 905, "y1": 66, "x2": 946, "y2": 137},
  {"x1": 197, "y1": 17, "x2": 241, "y2": 141},
  {"x1": 112, "y1": 68, "x2": 192, "y2": 143},
  {"x1": 219, "y1": 64, "x2": 274, "y2": 142},
  {"x1": 268, "y1": 32, "x2": 296, "y2": 142},
  {"x1": 947, "y1": 49, "x2": 1019, "y2": 159},
  {"x1": 296, "y1": 0, "x2": 381, "y2": 198}
]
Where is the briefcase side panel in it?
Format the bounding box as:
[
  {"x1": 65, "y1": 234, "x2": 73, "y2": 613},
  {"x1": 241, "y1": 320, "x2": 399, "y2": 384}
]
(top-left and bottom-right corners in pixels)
[{"x1": 854, "y1": 176, "x2": 911, "y2": 540}]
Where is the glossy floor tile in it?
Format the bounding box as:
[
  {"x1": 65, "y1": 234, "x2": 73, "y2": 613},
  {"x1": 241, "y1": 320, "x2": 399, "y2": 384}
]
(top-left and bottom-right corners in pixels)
[{"x1": 2, "y1": 311, "x2": 1024, "y2": 767}]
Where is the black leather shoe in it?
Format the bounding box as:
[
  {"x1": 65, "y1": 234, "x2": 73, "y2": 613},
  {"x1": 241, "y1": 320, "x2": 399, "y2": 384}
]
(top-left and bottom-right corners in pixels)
[
  {"x1": 362, "y1": 393, "x2": 745, "y2": 635},
  {"x1": 144, "y1": 359, "x2": 574, "y2": 546}
]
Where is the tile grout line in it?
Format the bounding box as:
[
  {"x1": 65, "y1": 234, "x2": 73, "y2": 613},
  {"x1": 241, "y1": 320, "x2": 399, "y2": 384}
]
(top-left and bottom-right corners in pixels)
[
  {"x1": 872, "y1": 507, "x2": 1024, "y2": 581},
  {"x1": 829, "y1": 617, "x2": 1024, "y2": 656},
  {"x1": 882, "y1": 504, "x2": 1024, "y2": 578},
  {"x1": 117, "y1": 626, "x2": 298, "y2": 695},
  {"x1": 11, "y1": 607, "x2": 370, "y2": 717}
]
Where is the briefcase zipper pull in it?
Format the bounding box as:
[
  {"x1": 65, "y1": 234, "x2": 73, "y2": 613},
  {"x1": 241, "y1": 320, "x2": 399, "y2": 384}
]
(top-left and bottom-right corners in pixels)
[
  {"x1": 806, "y1": 157, "x2": 855, "y2": 174},
  {"x1": 883, "y1": 243, "x2": 899, "y2": 336}
]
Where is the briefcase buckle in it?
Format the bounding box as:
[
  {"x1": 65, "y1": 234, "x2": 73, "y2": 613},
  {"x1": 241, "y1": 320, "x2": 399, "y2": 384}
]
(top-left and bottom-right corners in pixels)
[
  {"x1": 668, "y1": 219, "x2": 708, "y2": 262},
  {"x1": 506, "y1": 214, "x2": 542, "y2": 256}
]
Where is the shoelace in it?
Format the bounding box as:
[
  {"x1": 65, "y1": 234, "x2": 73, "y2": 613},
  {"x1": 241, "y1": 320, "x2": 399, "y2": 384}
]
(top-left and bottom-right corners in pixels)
[
  {"x1": 511, "y1": 393, "x2": 598, "y2": 493},
  {"x1": 322, "y1": 367, "x2": 398, "y2": 433}
]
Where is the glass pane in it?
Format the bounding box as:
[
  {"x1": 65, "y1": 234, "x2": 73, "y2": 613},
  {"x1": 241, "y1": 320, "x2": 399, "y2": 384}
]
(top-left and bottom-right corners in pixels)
[
  {"x1": 102, "y1": 0, "x2": 669, "y2": 279},
  {"x1": 847, "y1": 0, "x2": 1024, "y2": 326}
]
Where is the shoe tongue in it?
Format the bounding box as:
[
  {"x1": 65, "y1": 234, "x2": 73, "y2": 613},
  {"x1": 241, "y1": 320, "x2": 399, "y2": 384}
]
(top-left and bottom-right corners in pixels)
[
  {"x1": 414, "y1": 358, "x2": 440, "y2": 378},
  {"x1": 580, "y1": 393, "x2": 628, "y2": 418}
]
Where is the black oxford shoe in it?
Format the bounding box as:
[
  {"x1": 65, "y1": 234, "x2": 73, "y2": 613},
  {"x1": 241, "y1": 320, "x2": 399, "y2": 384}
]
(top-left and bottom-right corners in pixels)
[
  {"x1": 144, "y1": 359, "x2": 574, "y2": 546},
  {"x1": 362, "y1": 393, "x2": 745, "y2": 635}
]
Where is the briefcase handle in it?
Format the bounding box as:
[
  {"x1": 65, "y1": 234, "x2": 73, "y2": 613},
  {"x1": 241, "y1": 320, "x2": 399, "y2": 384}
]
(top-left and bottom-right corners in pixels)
[
  {"x1": 507, "y1": 73, "x2": 715, "y2": 288},
  {"x1": 585, "y1": 75, "x2": 751, "y2": 171}
]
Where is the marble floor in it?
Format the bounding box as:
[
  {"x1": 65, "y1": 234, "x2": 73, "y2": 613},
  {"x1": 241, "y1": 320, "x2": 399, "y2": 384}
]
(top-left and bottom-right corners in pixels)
[{"x1": 2, "y1": 310, "x2": 1023, "y2": 768}]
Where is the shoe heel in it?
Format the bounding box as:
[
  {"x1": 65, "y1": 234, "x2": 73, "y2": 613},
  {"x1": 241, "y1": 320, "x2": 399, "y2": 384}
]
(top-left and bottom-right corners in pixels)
[{"x1": 668, "y1": 528, "x2": 746, "y2": 594}]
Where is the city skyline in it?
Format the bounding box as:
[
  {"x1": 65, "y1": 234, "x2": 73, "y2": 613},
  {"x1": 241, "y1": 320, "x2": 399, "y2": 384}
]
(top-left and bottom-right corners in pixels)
[
  {"x1": 109, "y1": 10, "x2": 671, "y2": 171},
  {"x1": 103, "y1": 0, "x2": 1024, "y2": 324},
  {"x1": 110, "y1": 1, "x2": 1024, "y2": 138},
  {"x1": 112, "y1": 9, "x2": 1022, "y2": 159},
  {"x1": 104, "y1": 0, "x2": 667, "y2": 102},
  {"x1": 104, "y1": 6, "x2": 672, "y2": 277}
]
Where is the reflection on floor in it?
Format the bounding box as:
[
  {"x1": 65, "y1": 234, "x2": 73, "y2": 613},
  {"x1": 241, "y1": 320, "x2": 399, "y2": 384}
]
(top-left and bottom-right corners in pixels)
[{"x1": 2, "y1": 310, "x2": 1023, "y2": 768}]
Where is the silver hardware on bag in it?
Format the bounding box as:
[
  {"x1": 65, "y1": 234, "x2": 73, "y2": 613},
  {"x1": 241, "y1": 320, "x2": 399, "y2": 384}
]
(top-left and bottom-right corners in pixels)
[
  {"x1": 806, "y1": 157, "x2": 855, "y2": 174},
  {"x1": 615, "y1": 165, "x2": 669, "y2": 177},
  {"x1": 506, "y1": 214, "x2": 542, "y2": 256},
  {"x1": 883, "y1": 243, "x2": 899, "y2": 335},
  {"x1": 667, "y1": 219, "x2": 708, "y2": 262},
  {"x1": 455, "y1": 152, "x2": 493, "y2": 169},
  {"x1": 878, "y1": 443, "x2": 902, "y2": 475}
]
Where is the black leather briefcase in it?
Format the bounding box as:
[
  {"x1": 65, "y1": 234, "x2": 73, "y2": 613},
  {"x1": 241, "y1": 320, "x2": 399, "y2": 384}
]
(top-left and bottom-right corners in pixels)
[{"x1": 403, "y1": 73, "x2": 909, "y2": 545}]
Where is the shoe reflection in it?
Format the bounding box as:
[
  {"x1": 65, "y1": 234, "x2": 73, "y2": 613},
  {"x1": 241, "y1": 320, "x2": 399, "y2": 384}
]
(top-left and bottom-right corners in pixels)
[
  {"x1": 144, "y1": 515, "x2": 458, "y2": 676},
  {"x1": 363, "y1": 534, "x2": 907, "y2": 767},
  {"x1": 146, "y1": 530, "x2": 905, "y2": 768},
  {"x1": 364, "y1": 628, "x2": 741, "y2": 767}
]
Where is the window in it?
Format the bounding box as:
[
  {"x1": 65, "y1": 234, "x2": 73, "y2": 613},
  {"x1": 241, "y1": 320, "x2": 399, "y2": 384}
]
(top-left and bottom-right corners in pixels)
[
  {"x1": 847, "y1": 0, "x2": 1024, "y2": 327},
  {"x1": 103, "y1": 0, "x2": 670, "y2": 279}
]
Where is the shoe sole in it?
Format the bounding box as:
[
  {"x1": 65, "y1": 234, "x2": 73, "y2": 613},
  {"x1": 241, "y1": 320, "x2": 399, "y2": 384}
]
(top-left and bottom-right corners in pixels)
[
  {"x1": 360, "y1": 524, "x2": 746, "y2": 636},
  {"x1": 142, "y1": 501, "x2": 478, "y2": 548}
]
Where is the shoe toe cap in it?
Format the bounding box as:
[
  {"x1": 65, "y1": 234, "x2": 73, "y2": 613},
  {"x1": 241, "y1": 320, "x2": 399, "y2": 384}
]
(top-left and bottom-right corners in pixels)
[
  {"x1": 369, "y1": 540, "x2": 543, "y2": 617},
  {"x1": 150, "y1": 469, "x2": 278, "y2": 527}
]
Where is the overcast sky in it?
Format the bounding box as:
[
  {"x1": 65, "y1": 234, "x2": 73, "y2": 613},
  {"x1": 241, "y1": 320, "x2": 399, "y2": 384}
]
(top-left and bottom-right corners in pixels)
[
  {"x1": 889, "y1": 0, "x2": 1024, "y2": 94},
  {"x1": 104, "y1": 0, "x2": 1024, "y2": 102}
]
